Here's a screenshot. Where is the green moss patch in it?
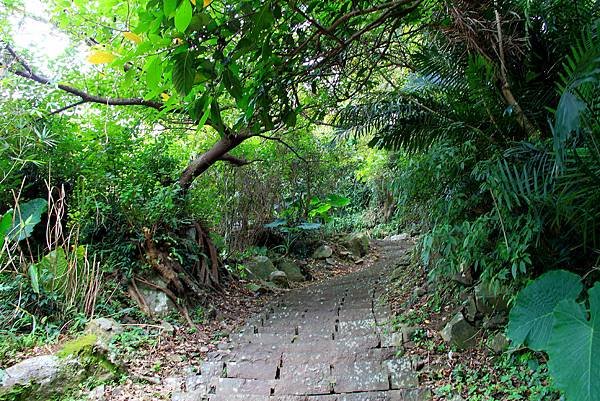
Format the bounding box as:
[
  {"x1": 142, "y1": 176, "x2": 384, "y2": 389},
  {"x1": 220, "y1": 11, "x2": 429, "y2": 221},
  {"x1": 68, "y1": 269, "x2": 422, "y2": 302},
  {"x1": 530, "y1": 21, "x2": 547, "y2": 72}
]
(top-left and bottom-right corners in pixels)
[{"x1": 57, "y1": 334, "x2": 98, "y2": 359}]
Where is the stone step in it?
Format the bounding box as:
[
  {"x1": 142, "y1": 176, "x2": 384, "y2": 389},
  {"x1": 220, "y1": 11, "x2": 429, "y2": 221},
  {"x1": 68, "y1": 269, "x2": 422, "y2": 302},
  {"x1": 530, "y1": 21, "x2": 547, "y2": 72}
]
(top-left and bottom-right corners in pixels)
[
  {"x1": 211, "y1": 377, "x2": 276, "y2": 395},
  {"x1": 208, "y1": 389, "x2": 430, "y2": 401}
]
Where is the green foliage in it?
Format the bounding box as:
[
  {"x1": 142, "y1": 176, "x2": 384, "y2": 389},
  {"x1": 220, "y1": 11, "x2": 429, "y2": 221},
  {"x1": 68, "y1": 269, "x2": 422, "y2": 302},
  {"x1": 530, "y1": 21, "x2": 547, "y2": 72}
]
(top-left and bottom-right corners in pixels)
[
  {"x1": 307, "y1": 194, "x2": 351, "y2": 223},
  {"x1": 6, "y1": 198, "x2": 47, "y2": 242},
  {"x1": 507, "y1": 270, "x2": 583, "y2": 351},
  {"x1": 547, "y1": 282, "x2": 600, "y2": 401},
  {"x1": 507, "y1": 272, "x2": 599, "y2": 401},
  {"x1": 436, "y1": 351, "x2": 559, "y2": 401},
  {"x1": 30, "y1": 248, "x2": 68, "y2": 294}
]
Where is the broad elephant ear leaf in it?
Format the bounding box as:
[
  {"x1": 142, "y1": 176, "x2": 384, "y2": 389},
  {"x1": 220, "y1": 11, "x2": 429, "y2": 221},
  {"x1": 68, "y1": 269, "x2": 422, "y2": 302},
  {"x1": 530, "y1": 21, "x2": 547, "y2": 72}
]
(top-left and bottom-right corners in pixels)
[
  {"x1": 8, "y1": 198, "x2": 48, "y2": 242},
  {"x1": 547, "y1": 282, "x2": 600, "y2": 401},
  {"x1": 506, "y1": 270, "x2": 582, "y2": 350}
]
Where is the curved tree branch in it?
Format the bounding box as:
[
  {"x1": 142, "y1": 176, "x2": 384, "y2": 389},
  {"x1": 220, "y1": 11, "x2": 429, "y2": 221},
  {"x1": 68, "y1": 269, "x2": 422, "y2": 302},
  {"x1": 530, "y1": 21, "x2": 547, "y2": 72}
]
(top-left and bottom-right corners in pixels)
[
  {"x1": 3, "y1": 43, "x2": 164, "y2": 110},
  {"x1": 11, "y1": 68, "x2": 164, "y2": 109}
]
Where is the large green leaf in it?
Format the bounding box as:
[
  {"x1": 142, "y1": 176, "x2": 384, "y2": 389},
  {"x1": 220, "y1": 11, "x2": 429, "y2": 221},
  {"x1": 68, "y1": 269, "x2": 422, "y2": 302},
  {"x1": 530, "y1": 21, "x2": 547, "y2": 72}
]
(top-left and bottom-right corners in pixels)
[
  {"x1": 174, "y1": 0, "x2": 193, "y2": 32},
  {"x1": 163, "y1": 0, "x2": 177, "y2": 17},
  {"x1": 223, "y1": 67, "x2": 243, "y2": 101},
  {"x1": 172, "y1": 52, "x2": 195, "y2": 96},
  {"x1": 506, "y1": 270, "x2": 582, "y2": 351},
  {"x1": 547, "y1": 282, "x2": 600, "y2": 401},
  {"x1": 34, "y1": 247, "x2": 69, "y2": 293},
  {"x1": 326, "y1": 194, "x2": 351, "y2": 208},
  {"x1": 8, "y1": 198, "x2": 48, "y2": 242},
  {"x1": 0, "y1": 211, "x2": 13, "y2": 250},
  {"x1": 145, "y1": 55, "x2": 162, "y2": 91}
]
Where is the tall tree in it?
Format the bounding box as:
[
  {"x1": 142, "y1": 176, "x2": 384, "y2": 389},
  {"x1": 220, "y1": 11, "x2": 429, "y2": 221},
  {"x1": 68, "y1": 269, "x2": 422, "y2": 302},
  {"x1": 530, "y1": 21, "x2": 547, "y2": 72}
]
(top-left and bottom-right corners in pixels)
[{"x1": 2, "y1": 0, "x2": 423, "y2": 191}]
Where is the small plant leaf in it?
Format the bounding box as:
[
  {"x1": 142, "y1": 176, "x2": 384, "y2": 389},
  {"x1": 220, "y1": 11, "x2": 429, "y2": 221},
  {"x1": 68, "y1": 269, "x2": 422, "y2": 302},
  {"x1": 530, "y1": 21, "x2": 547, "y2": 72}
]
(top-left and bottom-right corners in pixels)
[
  {"x1": 547, "y1": 282, "x2": 600, "y2": 401},
  {"x1": 0, "y1": 211, "x2": 13, "y2": 249},
  {"x1": 28, "y1": 264, "x2": 40, "y2": 294},
  {"x1": 297, "y1": 222, "x2": 322, "y2": 230},
  {"x1": 174, "y1": 0, "x2": 193, "y2": 32},
  {"x1": 264, "y1": 219, "x2": 287, "y2": 229},
  {"x1": 87, "y1": 50, "x2": 116, "y2": 64},
  {"x1": 123, "y1": 31, "x2": 142, "y2": 44},
  {"x1": 35, "y1": 247, "x2": 68, "y2": 293},
  {"x1": 172, "y1": 52, "x2": 195, "y2": 95},
  {"x1": 326, "y1": 194, "x2": 351, "y2": 208},
  {"x1": 506, "y1": 270, "x2": 582, "y2": 350}
]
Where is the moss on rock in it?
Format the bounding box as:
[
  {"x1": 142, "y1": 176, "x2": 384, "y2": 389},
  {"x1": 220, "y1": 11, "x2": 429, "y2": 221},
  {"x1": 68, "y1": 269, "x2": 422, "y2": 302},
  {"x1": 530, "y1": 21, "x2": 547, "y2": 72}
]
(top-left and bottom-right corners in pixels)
[{"x1": 1, "y1": 334, "x2": 122, "y2": 401}]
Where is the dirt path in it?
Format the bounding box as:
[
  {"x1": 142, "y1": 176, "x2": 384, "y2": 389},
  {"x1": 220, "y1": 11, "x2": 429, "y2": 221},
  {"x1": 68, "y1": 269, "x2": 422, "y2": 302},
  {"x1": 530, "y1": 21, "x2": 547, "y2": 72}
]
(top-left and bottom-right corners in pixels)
[{"x1": 173, "y1": 240, "x2": 430, "y2": 401}]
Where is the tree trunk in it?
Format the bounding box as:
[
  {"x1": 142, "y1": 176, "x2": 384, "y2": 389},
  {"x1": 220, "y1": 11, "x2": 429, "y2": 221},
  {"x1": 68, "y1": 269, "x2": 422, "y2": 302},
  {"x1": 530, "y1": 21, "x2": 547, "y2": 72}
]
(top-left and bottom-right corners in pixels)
[{"x1": 179, "y1": 134, "x2": 248, "y2": 191}]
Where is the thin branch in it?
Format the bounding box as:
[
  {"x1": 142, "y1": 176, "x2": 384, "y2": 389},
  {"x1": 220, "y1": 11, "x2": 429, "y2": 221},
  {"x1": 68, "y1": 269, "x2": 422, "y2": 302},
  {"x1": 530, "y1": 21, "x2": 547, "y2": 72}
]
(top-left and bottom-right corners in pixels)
[
  {"x1": 286, "y1": 1, "x2": 344, "y2": 45},
  {"x1": 12, "y1": 68, "x2": 164, "y2": 109},
  {"x1": 285, "y1": 0, "x2": 414, "y2": 61},
  {"x1": 254, "y1": 134, "x2": 307, "y2": 163},
  {"x1": 3, "y1": 43, "x2": 163, "y2": 110},
  {"x1": 47, "y1": 100, "x2": 86, "y2": 116},
  {"x1": 308, "y1": 0, "x2": 422, "y2": 74},
  {"x1": 218, "y1": 154, "x2": 263, "y2": 166}
]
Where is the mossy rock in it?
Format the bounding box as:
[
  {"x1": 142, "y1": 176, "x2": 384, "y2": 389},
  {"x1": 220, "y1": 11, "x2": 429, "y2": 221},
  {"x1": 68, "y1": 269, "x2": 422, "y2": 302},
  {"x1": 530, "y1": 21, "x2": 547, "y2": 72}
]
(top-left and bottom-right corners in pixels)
[
  {"x1": 344, "y1": 233, "x2": 369, "y2": 257},
  {"x1": 277, "y1": 259, "x2": 305, "y2": 282},
  {"x1": 246, "y1": 256, "x2": 276, "y2": 280},
  {"x1": 0, "y1": 335, "x2": 122, "y2": 401},
  {"x1": 57, "y1": 334, "x2": 98, "y2": 358}
]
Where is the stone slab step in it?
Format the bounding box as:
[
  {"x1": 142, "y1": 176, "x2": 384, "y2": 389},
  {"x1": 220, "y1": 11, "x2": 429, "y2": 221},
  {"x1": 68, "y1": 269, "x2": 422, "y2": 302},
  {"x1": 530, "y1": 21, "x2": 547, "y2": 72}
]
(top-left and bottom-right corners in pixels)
[{"x1": 207, "y1": 389, "x2": 430, "y2": 401}]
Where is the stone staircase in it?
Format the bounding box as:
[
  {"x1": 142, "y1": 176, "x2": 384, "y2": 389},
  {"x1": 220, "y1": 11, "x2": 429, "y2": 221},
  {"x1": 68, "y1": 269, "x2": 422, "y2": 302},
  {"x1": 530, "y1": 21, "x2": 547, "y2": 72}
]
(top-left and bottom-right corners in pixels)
[{"x1": 173, "y1": 241, "x2": 429, "y2": 401}]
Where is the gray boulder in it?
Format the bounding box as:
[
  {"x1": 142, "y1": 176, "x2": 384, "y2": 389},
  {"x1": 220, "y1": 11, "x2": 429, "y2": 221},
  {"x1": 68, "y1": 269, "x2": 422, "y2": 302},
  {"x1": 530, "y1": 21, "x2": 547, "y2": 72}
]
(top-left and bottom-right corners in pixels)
[
  {"x1": 269, "y1": 270, "x2": 289, "y2": 287},
  {"x1": 246, "y1": 256, "x2": 276, "y2": 280},
  {"x1": 462, "y1": 297, "x2": 478, "y2": 321},
  {"x1": 84, "y1": 318, "x2": 123, "y2": 345},
  {"x1": 1, "y1": 355, "x2": 61, "y2": 389},
  {"x1": 441, "y1": 313, "x2": 477, "y2": 350},
  {"x1": 482, "y1": 314, "x2": 507, "y2": 330},
  {"x1": 313, "y1": 245, "x2": 333, "y2": 259},
  {"x1": 344, "y1": 233, "x2": 369, "y2": 257},
  {"x1": 0, "y1": 334, "x2": 121, "y2": 400},
  {"x1": 137, "y1": 276, "x2": 177, "y2": 317},
  {"x1": 413, "y1": 286, "x2": 427, "y2": 298},
  {"x1": 389, "y1": 233, "x2": 409, "y2": 241},
  {"x1": 277, "y1": 259, "x2": 305, "y2": 282},
  {"x1": 474, "y1": 282, "x2": 509, "y2": 316},
  {"x1": 489, "y1": 332, "x2": 510, "y2": 353},
  {"x1": 452, "y1": 266, "x2": 474, "y2": 286}
]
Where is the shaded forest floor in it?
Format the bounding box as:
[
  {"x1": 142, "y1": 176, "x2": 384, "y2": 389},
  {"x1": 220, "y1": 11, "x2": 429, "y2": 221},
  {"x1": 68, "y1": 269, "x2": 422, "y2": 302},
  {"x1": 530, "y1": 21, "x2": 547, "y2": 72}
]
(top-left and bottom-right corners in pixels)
[
  {"x1": 93, "y1": 246, "x2": 382, "y2": 400},
  {"x1": 387, "y1": 251, "x2": 559, "y2": 401},
  {"x1": 1, "y1": 241, "x2": 559, "y2": 401}
]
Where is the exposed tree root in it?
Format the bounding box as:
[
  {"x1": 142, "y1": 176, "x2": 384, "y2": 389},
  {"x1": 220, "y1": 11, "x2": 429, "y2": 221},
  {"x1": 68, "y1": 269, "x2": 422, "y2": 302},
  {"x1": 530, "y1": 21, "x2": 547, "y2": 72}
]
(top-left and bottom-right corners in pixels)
[{"x1": 129, "y1": 222, "x2": 224, "y2": 325}]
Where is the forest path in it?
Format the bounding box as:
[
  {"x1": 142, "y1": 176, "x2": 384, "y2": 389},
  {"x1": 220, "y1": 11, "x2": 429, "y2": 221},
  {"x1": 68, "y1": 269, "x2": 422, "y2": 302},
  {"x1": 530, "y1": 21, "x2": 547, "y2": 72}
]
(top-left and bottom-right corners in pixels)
[{"x1": 174, "y1": 240, "x2": 429, "y2": 401}]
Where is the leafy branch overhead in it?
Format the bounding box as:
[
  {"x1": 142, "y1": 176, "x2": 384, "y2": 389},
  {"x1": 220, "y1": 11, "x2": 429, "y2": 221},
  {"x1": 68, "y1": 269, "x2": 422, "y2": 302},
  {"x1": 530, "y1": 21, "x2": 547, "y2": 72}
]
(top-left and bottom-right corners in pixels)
[{"x1": 2, "y1": 1, "x2": 423, "y2": 190}]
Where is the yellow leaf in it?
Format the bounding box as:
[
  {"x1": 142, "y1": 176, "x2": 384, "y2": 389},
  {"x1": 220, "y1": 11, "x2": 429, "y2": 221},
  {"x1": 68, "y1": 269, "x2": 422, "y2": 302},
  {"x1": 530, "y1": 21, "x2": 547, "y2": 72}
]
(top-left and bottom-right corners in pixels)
[
  {"x1": 86, "y1": 50, "x2": 116, "y2": 64},
  {"x1": 123, "y1": 31, "x2": 142, "y2": 44},
  {"x1": 190, "y1": 0, "x2": 196, "y2": 5},
  {"x1": 160, "y1": 92, "x2": 170, "y2": 102},
  {"x1": 203, "y1": 0, "x2": 212, "y2": 7}
]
